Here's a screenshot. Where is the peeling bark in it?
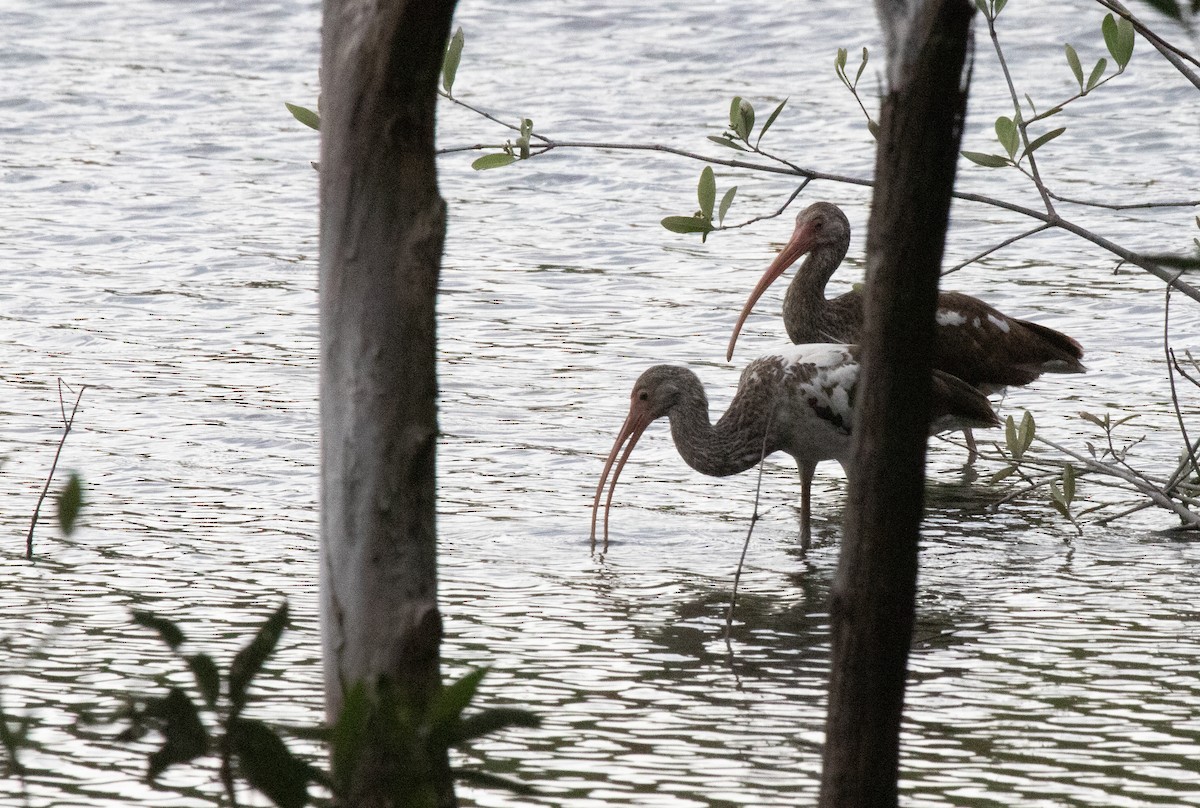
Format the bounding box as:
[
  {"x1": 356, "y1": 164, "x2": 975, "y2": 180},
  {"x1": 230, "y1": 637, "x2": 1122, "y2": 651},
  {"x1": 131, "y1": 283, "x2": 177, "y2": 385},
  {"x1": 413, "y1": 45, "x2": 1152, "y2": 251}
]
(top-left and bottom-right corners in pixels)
[{"x1": 319, "y1": 1, "x2": 459, "y2": 805}]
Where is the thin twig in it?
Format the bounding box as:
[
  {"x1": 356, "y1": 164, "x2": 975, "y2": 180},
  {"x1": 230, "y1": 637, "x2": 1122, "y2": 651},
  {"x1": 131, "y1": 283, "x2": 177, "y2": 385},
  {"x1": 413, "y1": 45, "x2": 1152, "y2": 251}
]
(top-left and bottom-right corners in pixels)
[
  {"x1": 440, "y1": 131, "x2": 1200, "y2": 301},
  {"x1": 1044, "y1": 190, "x2": 1200, "y2": 210},
  {"x1": 725, "y1": 416, "x2": 776, "y2": 644},
  {"x1": 1164, "y1": 274, "x2": 1200, "y2": 481},
  {"x1": 438, "y1": 91, "x2": 552, "y2": 143},
  {"x1": 26, "y1": 380, "x2": 87, "y2": 559},
  {"x1": 1037, "y1": 434, "x2": 1200, "y2": 528},
  {"x1": 985, "y1": 12, "x2": 1057, "y2": 215},
  {"x1": 714, "y1": 181, "x2": 810, "y2": 233},
  {"x1": 942, "y1": 222, "x2": 1053, "y2": 275}
]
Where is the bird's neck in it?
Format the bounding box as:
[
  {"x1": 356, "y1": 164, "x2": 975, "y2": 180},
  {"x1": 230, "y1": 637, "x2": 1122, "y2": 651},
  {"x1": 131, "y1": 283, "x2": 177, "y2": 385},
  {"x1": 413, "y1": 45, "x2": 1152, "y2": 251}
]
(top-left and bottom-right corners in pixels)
[
  {"x1": 783, "y1": 246, "x2": 847, "y2": 344},
  {"x1": 668, "y1": 392, "x2": 776, "y2": 478}
]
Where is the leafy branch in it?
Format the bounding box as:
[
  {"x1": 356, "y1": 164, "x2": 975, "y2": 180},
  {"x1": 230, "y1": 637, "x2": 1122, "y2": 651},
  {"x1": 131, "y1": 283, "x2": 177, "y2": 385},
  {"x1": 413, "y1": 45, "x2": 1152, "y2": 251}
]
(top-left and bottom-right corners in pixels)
[
  {"x1": 417, "y1": 25, "x2": 1200, "y2": 304},
  {"x1": 117, "y1": 603, "x2": 540, "y2": 807},
  {"x1": 974, "y1": 407, "x2": 1200, "y2": 532}
]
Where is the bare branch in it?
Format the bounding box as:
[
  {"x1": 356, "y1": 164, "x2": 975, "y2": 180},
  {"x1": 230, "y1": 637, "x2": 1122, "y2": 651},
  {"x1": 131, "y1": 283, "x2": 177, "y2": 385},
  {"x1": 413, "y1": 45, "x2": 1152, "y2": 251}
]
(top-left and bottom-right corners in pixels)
[
  {"x1": 942, "y1": 222, "x2": 1054, "y2": 275},
  {"x1": 26, "y1": 380, "x2": 87, "y2": 558}
]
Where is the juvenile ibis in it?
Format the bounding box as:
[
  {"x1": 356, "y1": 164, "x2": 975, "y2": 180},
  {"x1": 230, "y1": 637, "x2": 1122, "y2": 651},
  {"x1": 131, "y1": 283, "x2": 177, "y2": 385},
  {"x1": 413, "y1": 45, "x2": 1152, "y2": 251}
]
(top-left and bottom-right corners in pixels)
[
  {"x1": 590, "y1": 343, "x2": 999, "y2": 552},
  {"x1": 725, "y1": 202, "x2": 1084, "y2": 458}
]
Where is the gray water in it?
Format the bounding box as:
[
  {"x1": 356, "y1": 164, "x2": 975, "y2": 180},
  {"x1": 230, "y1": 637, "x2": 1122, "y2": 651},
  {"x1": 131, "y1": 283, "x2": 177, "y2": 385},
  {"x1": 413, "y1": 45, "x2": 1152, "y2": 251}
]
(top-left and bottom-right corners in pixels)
[{"x1": 2, "y1": 1, "x2": 1200, "y2": 806}]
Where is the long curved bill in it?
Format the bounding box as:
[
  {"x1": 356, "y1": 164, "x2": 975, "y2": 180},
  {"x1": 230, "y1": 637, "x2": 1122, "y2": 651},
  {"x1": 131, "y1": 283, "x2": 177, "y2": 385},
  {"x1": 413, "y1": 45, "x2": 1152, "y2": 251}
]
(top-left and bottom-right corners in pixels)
[
  {"x1": 589, "y1": 408, "x2": 651, "y2": 552},
  {"x1": 725, "y1": 222, "x2": 816, "y2": 362}
]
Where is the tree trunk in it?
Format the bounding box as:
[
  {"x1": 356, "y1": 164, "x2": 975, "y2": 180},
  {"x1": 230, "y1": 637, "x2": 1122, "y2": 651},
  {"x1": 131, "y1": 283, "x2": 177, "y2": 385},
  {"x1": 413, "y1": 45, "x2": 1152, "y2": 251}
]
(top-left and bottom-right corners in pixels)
[
  {"x1": 820, "y1": 2, "x2": 974, "y2": 807},
  {"x1": 319, "y1": 0, "x2": 458, "y2": 805}
]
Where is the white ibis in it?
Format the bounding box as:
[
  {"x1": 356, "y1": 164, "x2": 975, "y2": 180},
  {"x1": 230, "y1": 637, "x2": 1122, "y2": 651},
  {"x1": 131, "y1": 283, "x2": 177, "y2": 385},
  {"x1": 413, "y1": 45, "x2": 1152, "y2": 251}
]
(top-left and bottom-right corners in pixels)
[
  {"x1": 725, "y1": 202, "x2": 1085, "y2": 458},
  {"x1": 590, "y1": 343, "x2": 999, "y2": 552}
]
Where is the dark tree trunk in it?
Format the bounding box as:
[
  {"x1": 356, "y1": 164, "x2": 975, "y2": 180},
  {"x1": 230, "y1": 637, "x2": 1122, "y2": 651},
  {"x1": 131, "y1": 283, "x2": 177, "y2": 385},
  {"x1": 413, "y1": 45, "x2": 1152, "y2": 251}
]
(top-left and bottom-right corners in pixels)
[
  {"x1": 318, "y1": 0, "x2": 458, "y2": 805},
  {"x1": 820, "y1": 2, "x2": 974, "y2": 807}
]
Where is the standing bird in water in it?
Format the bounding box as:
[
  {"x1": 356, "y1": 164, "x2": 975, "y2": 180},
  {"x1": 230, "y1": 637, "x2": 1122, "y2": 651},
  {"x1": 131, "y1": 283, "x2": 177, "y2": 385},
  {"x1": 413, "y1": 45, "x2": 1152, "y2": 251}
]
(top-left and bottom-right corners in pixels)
[
  {"x1": 590, "y1": 343, "x2": 999, "y2": 552},
  {"x1": 725, "y1": 202, "x2": 1084, "y2": 460}
]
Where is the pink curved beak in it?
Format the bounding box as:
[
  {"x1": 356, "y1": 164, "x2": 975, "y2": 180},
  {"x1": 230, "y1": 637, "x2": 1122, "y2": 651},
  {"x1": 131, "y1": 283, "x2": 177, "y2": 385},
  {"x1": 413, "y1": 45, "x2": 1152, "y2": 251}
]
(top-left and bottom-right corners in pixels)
[
  {"x1": 589, "y1": 403, "x2": 653, "y2": 552},
  {"x1": 725, "y1": 220, "x2": 818, "y2": 362}
]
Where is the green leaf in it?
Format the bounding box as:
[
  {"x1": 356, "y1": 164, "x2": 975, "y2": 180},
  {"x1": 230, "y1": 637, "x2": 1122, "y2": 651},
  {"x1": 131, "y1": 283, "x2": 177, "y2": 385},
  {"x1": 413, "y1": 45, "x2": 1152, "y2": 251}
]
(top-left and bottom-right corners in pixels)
[
  {"x1": 729, "y1": 96, "x2": 753, "y2": 140},
  {"x1": 660, "y1": 216, "x2": 713, "y2": 235},
  {"x1": 229, "y1": 602, "x2": 289, "y2": 711},
  {"x1": 1111, "y1": 16, "x2": 1135, "y2": 69},
  {"x1": 329, "y1": 682, "x2": 371, "y2": 794},
  {"x1": 854, "y1": 47, "x2": 869, "y2": 87},
  {"x1": 442, "y1": 27, "x2": 465, "y2": 96},
  {"x1": 1065, "y1": 43, "x2": 1084, "y2": 90},
  {"x1": 1004, "y1": 412, "x2": 1035, "y2": 462},
  {"x1": 186, "y1": 654, "x2": 220, "y2": 709},
  {"x1": 57, "y1": 473, "x2": 84, "y2": 535},
  {"x1": 1101, "y1": 14, "x2": 1124, "y2": 66},
  {"x1": 961, "y1": 151, "x2": 1010, "y2": 168},
  {"x1": 132, "y1": 611, "x2": 186, "y2": 650},
  {"x1": 516, "y1": 118, "x2": 533, "y2": 159},
  {"x1": 448, "y1": 707, "x2": 541, "y2": 746},
  {"x1": 1018, "y1": 411, "x2": 1036, "y2": 456},
  {"x1": 729, "y1": 96, "x2": 744, "y2": 137},
  {"x1": 1101, "y1": 13, "x2": 1117, "y2": 50},
  {"x1": 756, "y1": 97, "x2": 788, "y2": 145},
  {"x1": 471, "y1": 153, "x2": 517, "y2": 170},
  {"x1": 230, "y1": 718, "x2": 311, "y2": 808},
  {"x1": 974, "y1": 0, "x2": 988, "y2": 15},
  {"x1": 994, "y1": 115, "x2": 1019, "y2": 158},
  {"x1": 1062, "y1": 464, "x2": 1076, "y2": 503},
  {"x1": 1022, "y1": 127, "x2": 1065, "y2": 159},
  {"x1": 1086, "y1": 57, "x2": 1108, "y2": 91},
  {"x1": 718, "y1": 186, "x2": 737, "y2": 226},
  {"x1": 145, "y1": 688, "x2": 209, "y2": 780},
  {"x1": 428, "y1": 669, "x2": 487, "y2": 732},
  {"x1": 706, "y1": 135, "x2": 747, "y2": 152},
  {"x1": 835, "y1": 47, "x2": 847, "y2": 72},
  {"x1": 284, "y1": 103, "x2": 320, "y2": 131},
  {"x1": 994, "y1": 0, "x2": 1008, "y2": 14},
  {"x1": 697, "y1": 167, "x2": 716, "y2": 221},
  {"x1": 866, "y1": 119, "x2": 879, "y2": 140},
  {"x1": 1024, "y1": 93, "x2": 1039, "y2": 118},
  {"x1": 989, "y1": 465, "x2": 1018, "y2": 484},
  {"x1": 1079, "y1": 411, "x2": 1106, "y2": 428},
  {"x1": 739, "y1": 99, "x2": 755, "y2": 139}
]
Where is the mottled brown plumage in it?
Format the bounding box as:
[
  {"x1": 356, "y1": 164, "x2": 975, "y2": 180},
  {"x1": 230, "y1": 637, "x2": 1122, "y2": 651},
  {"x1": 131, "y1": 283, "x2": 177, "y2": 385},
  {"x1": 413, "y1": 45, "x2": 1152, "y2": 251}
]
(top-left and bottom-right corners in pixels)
[
  {"x1": 591, "y1": 344, "x2": 999, "y2": 552},
  {"x1": 725, "y1": 202, "x2": 1084, "y2": 461},
  {"x1": 726, "y1": 202, "x2": 1086, "y2": 391}
]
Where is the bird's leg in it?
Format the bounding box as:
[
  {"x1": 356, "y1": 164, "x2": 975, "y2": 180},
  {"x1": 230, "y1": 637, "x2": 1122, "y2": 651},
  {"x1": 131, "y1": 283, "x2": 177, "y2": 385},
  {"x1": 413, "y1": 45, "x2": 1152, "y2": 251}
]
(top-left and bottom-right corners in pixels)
[
  {"x1": 964, "y1": 427, "x2": 978, "y2": 466},
  {"x1": 799, "y1": 462, "x2": 815, "y2": 551}
]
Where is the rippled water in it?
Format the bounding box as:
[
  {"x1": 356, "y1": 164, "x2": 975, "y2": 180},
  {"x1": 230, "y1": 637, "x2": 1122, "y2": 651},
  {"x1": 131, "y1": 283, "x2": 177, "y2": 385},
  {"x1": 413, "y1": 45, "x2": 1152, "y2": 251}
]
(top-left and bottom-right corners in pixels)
[{"x1": 2, "y1": 0, "x2": 1199, "y2": 805}]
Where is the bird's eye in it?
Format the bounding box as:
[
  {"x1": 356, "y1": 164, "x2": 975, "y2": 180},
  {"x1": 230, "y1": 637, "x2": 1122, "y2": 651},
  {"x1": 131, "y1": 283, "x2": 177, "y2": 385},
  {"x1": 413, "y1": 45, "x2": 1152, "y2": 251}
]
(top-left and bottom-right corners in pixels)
[{"x1": 637, "y1": 390, "x2": 649, "y2": 401}]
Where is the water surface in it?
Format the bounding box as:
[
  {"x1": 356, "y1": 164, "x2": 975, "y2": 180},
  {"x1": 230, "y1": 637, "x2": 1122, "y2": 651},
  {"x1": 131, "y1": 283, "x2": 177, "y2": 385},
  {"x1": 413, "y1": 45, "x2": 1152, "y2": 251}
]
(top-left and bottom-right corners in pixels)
[{"x1": 2, "y1": 1, "x2": 1199, "y2": 806}]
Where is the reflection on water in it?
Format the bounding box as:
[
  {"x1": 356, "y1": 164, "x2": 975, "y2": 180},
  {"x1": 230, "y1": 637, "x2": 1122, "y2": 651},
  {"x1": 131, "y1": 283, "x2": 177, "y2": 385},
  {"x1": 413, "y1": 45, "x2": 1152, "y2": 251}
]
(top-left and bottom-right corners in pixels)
[{"x1": 2, "y1": 0, "x2": 1200, "y2": 805}]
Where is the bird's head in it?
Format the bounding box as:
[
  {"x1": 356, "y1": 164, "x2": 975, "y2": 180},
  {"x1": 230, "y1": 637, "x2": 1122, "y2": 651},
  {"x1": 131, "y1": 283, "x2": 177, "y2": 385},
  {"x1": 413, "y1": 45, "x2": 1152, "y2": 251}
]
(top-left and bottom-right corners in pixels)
[
  {"x1": 726, "y1": 201, "x2": 851, "y2": 362},
  {"x1": 589, "y1": 365, "x2": 703, "y2": 550}
]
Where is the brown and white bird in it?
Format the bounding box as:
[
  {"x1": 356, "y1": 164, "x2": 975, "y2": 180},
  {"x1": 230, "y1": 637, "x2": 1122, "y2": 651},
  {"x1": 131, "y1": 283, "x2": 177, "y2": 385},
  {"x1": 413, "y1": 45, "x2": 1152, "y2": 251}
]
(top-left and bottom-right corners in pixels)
[
  {"x1": 725, "y1": 202, "x2": 1084, "y2": 457},
  {"x1": 590, "y1": 343, "x2": 999, "y2": 551}
]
